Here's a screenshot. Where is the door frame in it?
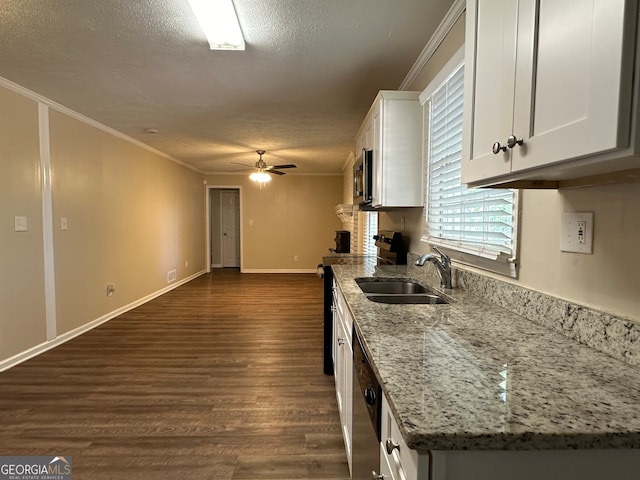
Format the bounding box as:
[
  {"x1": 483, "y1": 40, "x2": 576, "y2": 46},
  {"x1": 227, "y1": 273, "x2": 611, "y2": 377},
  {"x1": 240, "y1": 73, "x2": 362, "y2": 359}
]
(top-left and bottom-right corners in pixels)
[{"x1": 205, "y1": 185, "x2": 243, "y2": 273}]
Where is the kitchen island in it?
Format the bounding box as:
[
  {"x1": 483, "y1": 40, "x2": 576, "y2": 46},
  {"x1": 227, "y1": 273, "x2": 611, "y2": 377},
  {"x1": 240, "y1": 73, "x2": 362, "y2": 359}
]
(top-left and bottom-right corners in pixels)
[{"x1": 332, "y1": 262, "x2": 640, "y2": 478}]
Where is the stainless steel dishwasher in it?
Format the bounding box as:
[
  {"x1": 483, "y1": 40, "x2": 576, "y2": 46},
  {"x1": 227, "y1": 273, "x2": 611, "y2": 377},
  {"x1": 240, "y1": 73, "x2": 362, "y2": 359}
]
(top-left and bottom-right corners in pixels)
[{"x1": 352, "y1": 327, "x2": 383, "y2": 479}]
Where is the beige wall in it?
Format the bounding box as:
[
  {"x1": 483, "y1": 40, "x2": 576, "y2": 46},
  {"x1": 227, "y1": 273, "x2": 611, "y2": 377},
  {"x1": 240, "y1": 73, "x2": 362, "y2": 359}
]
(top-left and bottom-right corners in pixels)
[
  {"x1": 518, "y1": 185, "x2": 640, "y2": 320},
  {"x1": 50, "y1": 110, "x2": 206, "y2": 334},
  {"x1": 205, "y1": 174, "x2": 344, "y2": 271},
  {"x1": 0, "y1": 86, "x2": 48, "y2": 359},
  {"x1": 0, "y1": 81, "x2": 206, "y2": 364},
  {"x1": 380, "y1": 12, "x2": 640, "y2": 323}
]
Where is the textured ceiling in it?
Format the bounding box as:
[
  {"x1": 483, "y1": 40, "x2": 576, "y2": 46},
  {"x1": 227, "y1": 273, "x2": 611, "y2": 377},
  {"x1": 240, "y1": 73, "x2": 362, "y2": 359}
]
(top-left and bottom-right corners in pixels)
[{"x1": 0, "y1": 0, "x2": 454, "y2": 174}]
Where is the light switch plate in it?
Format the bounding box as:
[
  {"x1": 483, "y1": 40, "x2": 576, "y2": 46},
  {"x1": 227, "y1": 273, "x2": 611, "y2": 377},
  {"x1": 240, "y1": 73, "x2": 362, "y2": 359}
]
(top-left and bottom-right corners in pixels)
[
  {"x1": 14, "y1": 216, "x2": 28, "y2": 232},
  {"x1": 561, "y1": 212, "x2": 593, "y2": 254}
]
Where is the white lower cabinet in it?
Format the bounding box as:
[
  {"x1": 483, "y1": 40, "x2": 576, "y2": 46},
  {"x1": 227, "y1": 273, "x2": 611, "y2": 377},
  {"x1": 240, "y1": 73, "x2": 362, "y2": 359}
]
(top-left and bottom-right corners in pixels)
[
  {"x1": 381, "y1": 394, "x2": 640, "y2": 480},
  {"x1": 333, "y1": 280, "x2": 353, "y2": 474},
  {"x1": 429, "y1": 450, "x2": 640, "y2": 480},
  {"x1": 380, "y1": 394, "x2": 429, "y2": 480}
]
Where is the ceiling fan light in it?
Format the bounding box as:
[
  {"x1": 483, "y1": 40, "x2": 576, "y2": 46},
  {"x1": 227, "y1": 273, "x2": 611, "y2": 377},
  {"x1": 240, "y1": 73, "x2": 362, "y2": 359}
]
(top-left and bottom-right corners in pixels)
[
  {"x1": 187, "y1": 0, "x2": 245, "y2": 51},
  {"x1": 249, "y1": 171, "x2": 271, "y2": 184}
]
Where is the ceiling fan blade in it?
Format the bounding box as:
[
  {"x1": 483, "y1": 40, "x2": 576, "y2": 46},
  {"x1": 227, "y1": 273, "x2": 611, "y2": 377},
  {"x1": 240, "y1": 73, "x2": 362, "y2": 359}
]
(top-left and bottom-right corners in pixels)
[
  {"x1": 230, "y1": 161, "x2": 254, "y2": 168},
  {"x1": 271, "y1": 164, "x2": 297, "y2": 169},
  {"x1": 269, "y1": 170, "x2": 286, "y2": 175}
]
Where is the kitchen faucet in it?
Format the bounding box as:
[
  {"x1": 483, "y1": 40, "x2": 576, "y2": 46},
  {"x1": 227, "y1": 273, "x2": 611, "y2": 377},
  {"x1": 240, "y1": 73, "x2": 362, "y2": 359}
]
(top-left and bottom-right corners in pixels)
[{"x1": 415, "y1": 246, "x2": 452, "y2": 289}]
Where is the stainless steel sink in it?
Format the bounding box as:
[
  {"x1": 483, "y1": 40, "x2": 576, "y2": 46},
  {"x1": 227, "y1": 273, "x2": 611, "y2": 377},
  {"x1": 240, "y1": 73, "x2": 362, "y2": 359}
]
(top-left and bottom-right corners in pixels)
[
  {"x1": 366, "y1": 294, "x2": 448, "y2": 305},
  {"x1": 355, "y1": 277, "x2": 449, "y2": 305},
  {"x1": 356, "y1": 279, "x2": 427, "y2": 294}
]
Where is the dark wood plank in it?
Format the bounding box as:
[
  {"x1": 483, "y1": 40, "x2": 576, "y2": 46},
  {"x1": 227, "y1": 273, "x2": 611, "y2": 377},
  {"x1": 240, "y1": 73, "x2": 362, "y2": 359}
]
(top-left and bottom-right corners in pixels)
[{"x1": 0, "y1": 269, "x2": 349, "y2": 480}]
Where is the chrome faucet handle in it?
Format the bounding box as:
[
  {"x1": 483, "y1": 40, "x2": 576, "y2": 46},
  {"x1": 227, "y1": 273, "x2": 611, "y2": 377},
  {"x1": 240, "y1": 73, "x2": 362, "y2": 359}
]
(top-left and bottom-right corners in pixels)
[
  {"x1": 431, "y1": 246, "x2": 452, "y2": 289},
  {"x1": 432, "y1": 245, "x2": 450, "y2": 263}
]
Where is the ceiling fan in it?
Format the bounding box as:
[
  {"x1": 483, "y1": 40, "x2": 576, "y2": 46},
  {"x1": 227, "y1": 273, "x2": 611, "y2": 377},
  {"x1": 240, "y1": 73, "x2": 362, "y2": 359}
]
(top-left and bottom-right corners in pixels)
[{"x1": 231, "y1": 150, "x2": 297, "y2": 186}]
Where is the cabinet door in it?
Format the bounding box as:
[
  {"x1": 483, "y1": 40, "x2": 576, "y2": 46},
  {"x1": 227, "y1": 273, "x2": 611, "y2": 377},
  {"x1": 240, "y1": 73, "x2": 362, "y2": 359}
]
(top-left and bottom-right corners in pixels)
[
  {"x1": 364, "y1": 118, "x2": 374, "y2": 150},
  {"x1": 380, "y1": 394, "x2": 429, "y2": 480},
  {"x1": 356, "y1": 120, "x2": 372, "y2": 157},
  {"x1": 462, "y1": 0, "x2": 518, "y2": 183},
  {"x1": 333, "y1": 286, "x2": 353, "y2": 473},
  {"x1": 371, "y1": 100, "x2": 383, "y2": 206},
  {"x1": 335, "y1": 314, "x2": 353, "y2": 472},
  {"x1": 341, "y1": 317, "x2": 353, "y2": 471},
  {"x1": 379, "y1": 442, "x2": 397, "y2": 480},
  {"x1": 331, "y1": 282, "x2": 339, "y2": 367},
  {"x1": 334, "y1": 316, "x2": 345, "y2": 413},
  {"x1": 511, "y1": 0, "x2": 635, "y2": 173}
]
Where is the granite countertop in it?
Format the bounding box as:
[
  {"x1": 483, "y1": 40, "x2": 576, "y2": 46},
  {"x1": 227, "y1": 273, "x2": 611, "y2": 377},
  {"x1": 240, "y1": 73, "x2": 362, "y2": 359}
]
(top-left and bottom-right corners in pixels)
[{"x1": 332, "y1": 263, "x2": 640, "y2": 452}]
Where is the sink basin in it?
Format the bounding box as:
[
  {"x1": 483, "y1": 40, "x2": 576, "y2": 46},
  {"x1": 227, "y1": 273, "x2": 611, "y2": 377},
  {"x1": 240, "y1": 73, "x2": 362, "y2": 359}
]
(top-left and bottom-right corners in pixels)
[
  {"x1": 366, "y1": 294, "x2": 448, "y2": 305},
  {"x1": 356, "y1": 279, "x2": 427, "y2": 294},
  {"x1": 355, "y1": 278, "x2": 449, "y2": 305}
]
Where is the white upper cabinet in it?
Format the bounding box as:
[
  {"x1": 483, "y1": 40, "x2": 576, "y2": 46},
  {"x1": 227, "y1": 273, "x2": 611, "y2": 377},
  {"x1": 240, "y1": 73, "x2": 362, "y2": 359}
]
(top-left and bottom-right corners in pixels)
[
  {"x1": 356, "y1": 91, "x2": 423, "y2": 207},
  {"x1": 462, "y1": 0, "x2": 640, "y2": 188}
]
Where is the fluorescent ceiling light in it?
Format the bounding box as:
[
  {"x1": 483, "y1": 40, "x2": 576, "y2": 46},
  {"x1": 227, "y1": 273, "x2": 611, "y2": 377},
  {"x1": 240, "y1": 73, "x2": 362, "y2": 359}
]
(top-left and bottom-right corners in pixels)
[{"x1": 187, "y1": 0, "x2": 245, "y2": 51}]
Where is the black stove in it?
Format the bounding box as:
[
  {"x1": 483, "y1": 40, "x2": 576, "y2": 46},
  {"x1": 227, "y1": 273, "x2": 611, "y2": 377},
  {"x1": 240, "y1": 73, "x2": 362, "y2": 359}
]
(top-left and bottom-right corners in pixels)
[{"x1": 320, "y1": 231, "x2": 406, "y2": 375}]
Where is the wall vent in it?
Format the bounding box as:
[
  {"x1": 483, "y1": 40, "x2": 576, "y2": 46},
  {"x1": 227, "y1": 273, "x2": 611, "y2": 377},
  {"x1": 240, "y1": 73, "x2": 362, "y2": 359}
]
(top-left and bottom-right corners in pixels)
[{"x1": 167, "y1": 269, "x2": 177, "y2": 283}]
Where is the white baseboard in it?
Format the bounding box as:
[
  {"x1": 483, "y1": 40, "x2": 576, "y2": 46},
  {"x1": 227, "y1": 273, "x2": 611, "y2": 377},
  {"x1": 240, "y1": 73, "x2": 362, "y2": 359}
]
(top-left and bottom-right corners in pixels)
[
  {"x1": 241, "y1": 268, "x2": 318, "y2": 274},
  {"x1": 0, "y1": 270, "x2": 206, "y2": 372}
]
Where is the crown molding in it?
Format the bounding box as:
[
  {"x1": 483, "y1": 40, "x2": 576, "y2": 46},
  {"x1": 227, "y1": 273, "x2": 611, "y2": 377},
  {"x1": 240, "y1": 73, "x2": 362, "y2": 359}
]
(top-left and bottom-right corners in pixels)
[
  {"x1": 399, "y1": 0, "x2": 466, "y2": 91},
  {"x1": 0, "y1": 75, "x2": 203, "y2": 174}
]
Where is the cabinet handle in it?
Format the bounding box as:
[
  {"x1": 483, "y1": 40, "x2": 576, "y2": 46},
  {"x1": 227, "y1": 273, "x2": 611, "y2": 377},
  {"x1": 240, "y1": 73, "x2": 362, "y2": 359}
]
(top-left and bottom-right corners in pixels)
[
  {"x1": 337, "y1": 338, "x2": 344, "y2": 346},
  {"x1": 492, "y1": 142, "x2": 507, "y2": 154},
  {"x1": 371, "y1": 471, "x2": 385, "y2": 480},
  {"x1": 507, "y1": 135, "x2": 524, "y2": 149},
  {"x1": 385, "y1": 438, "x2": 400, "y2": 455}
]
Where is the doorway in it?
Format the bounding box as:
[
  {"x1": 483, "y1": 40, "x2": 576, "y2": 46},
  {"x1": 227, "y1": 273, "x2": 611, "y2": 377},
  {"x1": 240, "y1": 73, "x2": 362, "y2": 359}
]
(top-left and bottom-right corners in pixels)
[{"x1": 208, "y1": 187, "x2": 241, "y2": 269}]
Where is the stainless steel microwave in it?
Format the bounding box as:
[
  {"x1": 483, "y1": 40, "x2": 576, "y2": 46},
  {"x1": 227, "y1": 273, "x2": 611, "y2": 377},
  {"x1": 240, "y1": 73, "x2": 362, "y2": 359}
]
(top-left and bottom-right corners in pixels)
[{"x1": 353, "y1": 149, "x2": 373, "y2": 207}]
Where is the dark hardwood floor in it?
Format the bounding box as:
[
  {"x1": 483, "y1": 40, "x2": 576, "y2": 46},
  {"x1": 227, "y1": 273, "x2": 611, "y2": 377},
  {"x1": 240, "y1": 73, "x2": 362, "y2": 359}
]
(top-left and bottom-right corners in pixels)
[{"x1": 0, "y1": 269, "x2": 350, "y2": 480}]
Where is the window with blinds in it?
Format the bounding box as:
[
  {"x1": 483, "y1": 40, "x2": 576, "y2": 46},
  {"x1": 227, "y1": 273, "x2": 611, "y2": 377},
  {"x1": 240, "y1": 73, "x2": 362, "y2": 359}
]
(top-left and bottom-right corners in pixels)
[
  {"x1": 420, "y1": 49, "x2": 518, "y2": 277},
  {"x1": 361, "y1": 211, "x2": 378, "y2": 257}
]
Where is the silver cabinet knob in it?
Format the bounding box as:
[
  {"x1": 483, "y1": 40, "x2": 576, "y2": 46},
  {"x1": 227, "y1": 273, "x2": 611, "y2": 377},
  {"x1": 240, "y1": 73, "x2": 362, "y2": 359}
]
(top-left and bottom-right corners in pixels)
[
  {"x1": 492, "y1": 142, "x2": 507, "y2": 154},
  {"x1": 385, "y1": 438, "x2": 400, "y2": 455},
  {"x1": 507, "y1": 135, "x2": 524, "y2": 149},
  {"x1": 372, "y1": 471, "x2": 385, "y2": 480}
]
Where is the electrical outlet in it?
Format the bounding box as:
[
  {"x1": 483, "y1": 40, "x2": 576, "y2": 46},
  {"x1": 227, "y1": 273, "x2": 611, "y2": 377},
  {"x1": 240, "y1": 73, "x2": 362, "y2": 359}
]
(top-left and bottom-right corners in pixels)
[
  {"x1": 106, "y1": 284, "x2": 115, "y2": 296},
  {"x1": 561, "y1": 212, "x2": 593, "y2": 254},
  {"x1": 293, "y1": 254, "x2": 299, "y2": 261},
  {"x1": 577, "y1": 221, "x2": 586, "y2": 244}
]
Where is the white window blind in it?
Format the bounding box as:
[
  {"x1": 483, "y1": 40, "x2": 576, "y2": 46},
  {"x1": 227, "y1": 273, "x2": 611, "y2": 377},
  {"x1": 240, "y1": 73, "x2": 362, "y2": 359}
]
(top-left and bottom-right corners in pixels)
[
  {"x1": 422, "y1": 56, "x2": 518, "y2": 275},
  {"x1": 361, "y1": 211, "x2": 378, "y2": 256}
]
